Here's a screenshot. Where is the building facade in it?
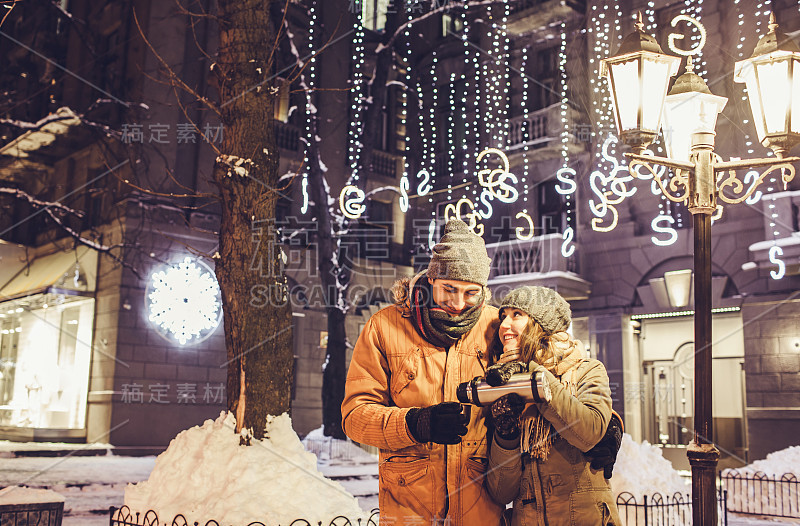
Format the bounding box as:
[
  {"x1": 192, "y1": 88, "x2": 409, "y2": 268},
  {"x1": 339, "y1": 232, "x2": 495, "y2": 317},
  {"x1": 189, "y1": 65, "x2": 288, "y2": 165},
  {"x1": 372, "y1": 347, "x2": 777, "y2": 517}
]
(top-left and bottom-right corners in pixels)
[
  {"x1": 281, "y1": 0, "x2": 800, "y2": 465},
  {"x1": 1, "y1": 0, "x2": 798, "y2": 467}
]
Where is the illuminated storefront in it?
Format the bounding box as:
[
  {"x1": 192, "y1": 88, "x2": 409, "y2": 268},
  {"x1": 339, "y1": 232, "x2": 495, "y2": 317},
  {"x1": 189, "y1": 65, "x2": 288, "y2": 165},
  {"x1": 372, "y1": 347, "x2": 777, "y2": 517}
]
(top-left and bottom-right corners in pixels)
[{"x1": 0, "y1": 245, "x2": 96, "y2": 438}]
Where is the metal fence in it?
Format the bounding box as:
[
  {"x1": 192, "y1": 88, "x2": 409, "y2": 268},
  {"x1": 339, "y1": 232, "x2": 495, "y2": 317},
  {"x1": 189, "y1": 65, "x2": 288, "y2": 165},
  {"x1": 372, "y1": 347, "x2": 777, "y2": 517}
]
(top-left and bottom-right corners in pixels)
[
  {"x1": 721, "y1": 469, "x2": 800, "y2": 518},
  {"x1": 109, "y1": 506, "x2": 380, "y2": 526},
  {"x1": 302, "y1": 437, "x2": 376, "y2": 461},
  {"x1": 615, "y1": 490, "x2": 728, "y2": 526}
]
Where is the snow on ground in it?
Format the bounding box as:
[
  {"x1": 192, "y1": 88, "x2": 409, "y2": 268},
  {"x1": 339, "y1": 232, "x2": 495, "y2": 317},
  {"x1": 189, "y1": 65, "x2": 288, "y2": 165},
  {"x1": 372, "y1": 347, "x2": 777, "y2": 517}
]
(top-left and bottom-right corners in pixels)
[
  {"x1": 0, "y1": 486, "x2": 64, "y2": 504},
  {"x1": 124, "y1": 412, "x2": 366, "y2": 526},
  {"x1": 0, "y1": 454, "x2": 156, "y2": 526},
  {"x1": 0, "y1": 429, "x2": 794, "y2": 526},
  {"x1": 611, "y1": 433, "x2": 689, "y2": 499}
]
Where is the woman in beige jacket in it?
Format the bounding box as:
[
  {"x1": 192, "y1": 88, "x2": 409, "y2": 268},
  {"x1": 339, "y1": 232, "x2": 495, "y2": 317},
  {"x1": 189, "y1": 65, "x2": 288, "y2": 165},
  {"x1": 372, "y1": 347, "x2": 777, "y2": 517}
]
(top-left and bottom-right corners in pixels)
[{"x1": 485, "y1": 286, "x2": 622, "y2": 526}]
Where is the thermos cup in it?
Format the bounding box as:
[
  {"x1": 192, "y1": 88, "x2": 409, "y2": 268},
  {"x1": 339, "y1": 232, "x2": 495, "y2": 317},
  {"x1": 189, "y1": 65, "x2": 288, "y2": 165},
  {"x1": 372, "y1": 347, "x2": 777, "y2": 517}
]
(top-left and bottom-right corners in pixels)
[{"x1": 456, "y1": 371, "x2": 551, "y2": 406}]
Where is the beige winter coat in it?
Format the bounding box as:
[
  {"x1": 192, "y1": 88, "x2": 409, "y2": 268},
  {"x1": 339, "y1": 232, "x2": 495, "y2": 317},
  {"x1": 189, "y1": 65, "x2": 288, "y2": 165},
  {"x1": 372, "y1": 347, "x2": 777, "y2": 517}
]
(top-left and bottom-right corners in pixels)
[
  {"x1": 486, "y1": 344, "x2": 621, "y2": 526},
  {"x1": 341, "y1": 286, "x2": 503, "y2": 526}
]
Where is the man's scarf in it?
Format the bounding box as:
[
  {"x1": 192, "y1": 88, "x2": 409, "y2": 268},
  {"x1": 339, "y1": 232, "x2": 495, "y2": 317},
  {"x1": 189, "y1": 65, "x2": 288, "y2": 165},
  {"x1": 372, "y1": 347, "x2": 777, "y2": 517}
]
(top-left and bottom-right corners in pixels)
[{"x1": 409, "y1": 274, "x2": 485, "y2": 348}]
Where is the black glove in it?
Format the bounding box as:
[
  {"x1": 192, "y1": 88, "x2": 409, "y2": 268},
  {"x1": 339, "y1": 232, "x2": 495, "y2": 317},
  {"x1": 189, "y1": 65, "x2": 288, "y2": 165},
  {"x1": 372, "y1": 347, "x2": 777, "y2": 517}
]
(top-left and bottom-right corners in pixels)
[
  {"x1": 489, "y1": 393, "x2": 526, "y2": 441},
  {"x1": 584, "y1": 411, "x2": 623, "y2": 479},
  {"x1": 406, "y1": 402, "x2": 469, "y2": 445},
  {"x1": 485, "y1": 361, "x2": 527, "y2": 386}
]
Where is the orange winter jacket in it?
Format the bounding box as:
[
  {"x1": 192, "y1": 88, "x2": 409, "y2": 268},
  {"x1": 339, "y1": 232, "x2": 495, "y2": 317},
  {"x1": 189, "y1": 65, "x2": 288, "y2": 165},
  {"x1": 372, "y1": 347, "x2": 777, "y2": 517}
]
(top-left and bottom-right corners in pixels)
[{"x1": 341, "y1": 290, "x2": 503, "y2": 526}]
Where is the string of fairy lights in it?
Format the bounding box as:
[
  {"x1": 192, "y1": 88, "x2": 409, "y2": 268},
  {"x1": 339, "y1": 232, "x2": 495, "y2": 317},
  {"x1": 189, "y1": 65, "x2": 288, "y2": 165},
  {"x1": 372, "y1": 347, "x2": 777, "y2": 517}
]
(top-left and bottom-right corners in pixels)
[
  {"x1": 681, "y1": 0, "x2": 706, "y2": 78},
  {"x1": 401, "y1": 3, "x2": 412, "y2": 181},
  {"x1": 589, "y1": 1, "x2": 623, "y2": 175},
  {"x1": 459, "y1": 2, "x2": 472, "y2": 181},
  {"x1": 328, "y1": 0, "x2": 793, "y2": 269},
  {"x1": 347, "y1": 14, "x2": 367, "y2": 184},
  {"x1": 729, "y1": 0, "x2": 784, "y2": 279},
  {"x1": 520, "y1": 44, "x2": 530, "y2": 207},
  {"x1": 644, "y1": 1, "x2": 684, "y2": 237},
  {"x1": 427, "y1": 52, "x2": 439, "y2": 211},
  {"x1": 557, "y1": 20, "x2": 575, "y2": 256},
  {"x1": 300, "y1": 0, "x2": 318, "y2": 215}
]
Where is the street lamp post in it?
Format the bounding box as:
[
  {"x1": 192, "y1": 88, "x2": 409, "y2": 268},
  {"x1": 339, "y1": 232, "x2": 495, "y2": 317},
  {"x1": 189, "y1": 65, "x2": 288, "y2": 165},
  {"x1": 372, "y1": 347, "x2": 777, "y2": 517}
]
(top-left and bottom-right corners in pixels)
[{"x1": 602, "y1": 12, "x2": 800, "y2": 525}]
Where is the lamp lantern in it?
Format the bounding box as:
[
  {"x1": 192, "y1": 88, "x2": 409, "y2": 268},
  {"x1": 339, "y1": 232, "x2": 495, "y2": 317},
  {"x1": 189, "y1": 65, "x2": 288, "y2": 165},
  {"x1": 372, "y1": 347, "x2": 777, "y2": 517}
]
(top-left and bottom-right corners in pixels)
[
  {"x1": 734, "y1": 13, "x2": 800, "y2": 158},
  {"x1": 601, "y1": 12, "x2": 682, "y2": 154},
  {"x1": 662, "y1": 57, "x2": 728, "y2": 163}
]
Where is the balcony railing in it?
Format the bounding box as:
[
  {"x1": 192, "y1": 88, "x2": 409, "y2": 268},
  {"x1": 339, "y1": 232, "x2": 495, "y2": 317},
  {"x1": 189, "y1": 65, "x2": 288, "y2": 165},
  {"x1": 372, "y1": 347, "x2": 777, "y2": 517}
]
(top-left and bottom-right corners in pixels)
[
  {"x1": 369, "y1": 149, "x2": 402, "y2": 179},
  {"x1": 507, "y1": 110, "x2": 551, "y2": 150},
  {"x1": 433, "y1": 149, "x2": 466, "y2": 178},
  {"x1": 486, "y1": 234, "x2": 576, "y2": 278}
]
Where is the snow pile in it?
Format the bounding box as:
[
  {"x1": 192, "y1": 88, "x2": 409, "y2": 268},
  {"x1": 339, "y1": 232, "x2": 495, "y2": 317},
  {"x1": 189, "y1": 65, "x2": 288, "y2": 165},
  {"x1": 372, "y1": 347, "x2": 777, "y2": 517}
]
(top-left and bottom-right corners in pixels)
[
  {"x1": 722, "y1": 445, "x2": 800, "y2": 517},
  {"x1": 610, "y1": 435, "x2": 690, "y2": 526},
  {"x1": 124, "y1": 412, "x2": 365, "y2": 526},
  {"x1": 0, "y1": 486, "x2": 65, "y2": 504},
  {"x1": 611, "y1": 434, "x2": 688, "y2": 498},
  {"x1": 729, "y1": 445, "x2": 800, "y2": 477}
]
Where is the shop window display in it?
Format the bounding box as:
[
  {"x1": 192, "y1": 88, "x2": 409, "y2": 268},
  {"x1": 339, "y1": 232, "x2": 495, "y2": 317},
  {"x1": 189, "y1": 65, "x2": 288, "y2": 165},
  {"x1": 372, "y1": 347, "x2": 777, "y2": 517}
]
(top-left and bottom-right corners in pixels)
[{"x1": 0, "y1": 295, "x2": 94, "y2": 429}]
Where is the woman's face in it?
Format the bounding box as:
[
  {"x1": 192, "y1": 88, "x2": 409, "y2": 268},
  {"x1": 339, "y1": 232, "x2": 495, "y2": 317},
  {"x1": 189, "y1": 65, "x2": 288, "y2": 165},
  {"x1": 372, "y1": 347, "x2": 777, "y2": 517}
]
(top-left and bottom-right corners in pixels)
[{"x1": 498, "y1": 307, "x2": 529, "y2": 350}]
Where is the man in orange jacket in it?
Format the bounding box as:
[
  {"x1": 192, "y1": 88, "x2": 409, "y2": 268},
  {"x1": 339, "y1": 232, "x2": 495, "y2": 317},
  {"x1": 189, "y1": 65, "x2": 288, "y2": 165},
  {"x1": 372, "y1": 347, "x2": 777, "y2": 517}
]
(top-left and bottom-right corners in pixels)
[{"x1": 342, "y1": 219, "x2": 503, "y2": 526}]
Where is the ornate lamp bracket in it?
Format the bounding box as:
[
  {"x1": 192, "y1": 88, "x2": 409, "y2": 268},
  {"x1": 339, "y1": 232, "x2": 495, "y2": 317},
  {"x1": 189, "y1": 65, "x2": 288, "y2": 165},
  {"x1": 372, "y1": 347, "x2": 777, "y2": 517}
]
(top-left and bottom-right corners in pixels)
[
  {"x1": 627, "y1": 152, "x2": 800, "y2": 211},
  {"x1": 626, "y1": 152, "x2": 694, "y2": 205},
  {"x1": 715, "y1": 156, "x2": 799, "y2": 205}
]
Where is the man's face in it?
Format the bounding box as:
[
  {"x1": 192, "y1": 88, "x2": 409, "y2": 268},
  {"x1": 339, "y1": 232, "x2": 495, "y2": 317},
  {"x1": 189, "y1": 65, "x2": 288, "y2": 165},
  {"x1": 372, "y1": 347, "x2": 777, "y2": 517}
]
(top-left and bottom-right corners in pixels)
[{"x1": 428, "y1": 278, "x2": 483, "y2": 316}]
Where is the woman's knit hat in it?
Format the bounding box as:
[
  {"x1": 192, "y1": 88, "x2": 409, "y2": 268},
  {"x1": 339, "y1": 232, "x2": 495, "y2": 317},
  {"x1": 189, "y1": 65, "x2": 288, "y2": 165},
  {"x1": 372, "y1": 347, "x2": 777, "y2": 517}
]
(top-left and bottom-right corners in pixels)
[
  {"x1": 501, "y1": 286, "x2": 571, "y2": 334},
  {"x1": 427, "y1": 219, "x2": 491, "y2": 286}
]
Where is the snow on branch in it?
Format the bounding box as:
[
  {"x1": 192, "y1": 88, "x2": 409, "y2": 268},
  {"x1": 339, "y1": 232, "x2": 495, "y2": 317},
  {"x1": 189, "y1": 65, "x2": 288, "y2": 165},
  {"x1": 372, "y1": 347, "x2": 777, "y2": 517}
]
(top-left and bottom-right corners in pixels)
[
  {"x1": 0, "y1": 108, "x2": 81, "y2": 131},
  {"x1": 0, "y1": 187, "x2": 85, "y2": 217},
  {"x1": 0, "y1": 186, "x2": 118, "y2": 254}
]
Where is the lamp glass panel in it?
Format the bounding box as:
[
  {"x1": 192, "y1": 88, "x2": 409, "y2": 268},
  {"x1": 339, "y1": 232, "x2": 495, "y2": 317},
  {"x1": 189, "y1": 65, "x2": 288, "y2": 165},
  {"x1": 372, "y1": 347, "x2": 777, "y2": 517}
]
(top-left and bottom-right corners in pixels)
[
  {"x1": 664, "y1": 269, "x2": 693, "y2": 309},
  {"x1": 735, "y1": 61, "x2": 767, "y2": 141},
  {"x1": 792, "y1": 58, "x2": 800, "y2": 133},
  {"x1": 662, "y1": 93, "x2": 697, "y2": 162},
  {"x1": 610, "y1": 59, "x2": 642, "y2": 131},
  {"x1": 641, "y1": 58, "x2": 671, "y2": 131},
  {"x1": 696, "y1": 95, "x2": 727, "y2": 134},
  {"x1": 755, "y1": 60, "x2": 790, "y2": 134}
]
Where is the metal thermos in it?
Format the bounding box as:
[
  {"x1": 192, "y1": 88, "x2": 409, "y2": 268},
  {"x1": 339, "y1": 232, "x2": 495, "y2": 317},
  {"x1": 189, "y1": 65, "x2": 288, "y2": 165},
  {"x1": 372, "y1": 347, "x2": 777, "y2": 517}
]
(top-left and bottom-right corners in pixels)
[{"x1": 457, "y1": 372, "x2": 548, "y2": 406}]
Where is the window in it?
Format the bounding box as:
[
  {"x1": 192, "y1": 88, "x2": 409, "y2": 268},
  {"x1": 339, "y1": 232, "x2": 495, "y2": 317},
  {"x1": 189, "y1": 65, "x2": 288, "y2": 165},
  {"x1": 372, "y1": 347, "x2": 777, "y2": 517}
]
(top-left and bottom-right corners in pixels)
[
  {"x1": 273, "y1": 78, "x2": 290, "y2": 123},
  {"x1": 538, "y1": 181, "x2": 566, "y2": 234},
  {"x1": 525, "y1": 46, "x2": 559, "y2": 112},
  {"x1": 442, "y1": 13, "x2": 464, "y2": 38},
  {"x1": 362, "y1": 0, "x2": 391, "y2": 31}
]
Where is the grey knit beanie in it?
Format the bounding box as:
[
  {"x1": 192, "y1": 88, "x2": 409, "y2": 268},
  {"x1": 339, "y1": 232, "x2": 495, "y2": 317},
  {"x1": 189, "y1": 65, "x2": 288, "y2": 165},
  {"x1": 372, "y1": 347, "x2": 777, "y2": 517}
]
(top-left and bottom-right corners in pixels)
[
  {"x1": 427, "y1": 219, "x2": 491, "y2": 286},
  {"x1": 501, "y1": 286, "x2": 571, "y2": 334}
]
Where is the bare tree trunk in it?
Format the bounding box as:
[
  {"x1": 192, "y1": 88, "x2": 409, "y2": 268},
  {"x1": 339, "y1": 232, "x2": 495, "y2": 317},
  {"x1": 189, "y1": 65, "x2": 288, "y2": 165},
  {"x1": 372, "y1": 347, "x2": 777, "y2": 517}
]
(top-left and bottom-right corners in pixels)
[{"x1": 214, "y1": 0, "x2": 293, "y2": 440}]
